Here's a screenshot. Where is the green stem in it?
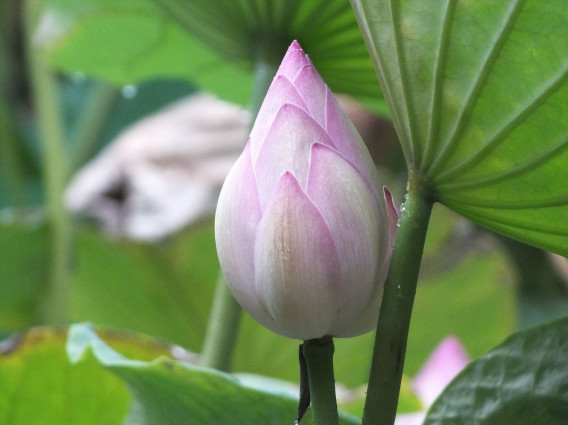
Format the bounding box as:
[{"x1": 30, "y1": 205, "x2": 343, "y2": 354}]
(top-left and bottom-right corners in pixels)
[
  {"x1": 200, "y1": 53, "x2": 279, "y2": 370},
  {"x1": 69, "y1": 83, "x2": 119, "y2": 177},
  {"x1": 303, "y1": 336, "x2": 339, "y2": 425},
  {"x1": 249, "y1": 56, "x2": 277, "y2": 119},
  {"x1": 25, "y1": 0, "x2": 71, "y2": 324},
  {"x1": 362, "y1": 175, "x2": 433, "y2": 425},
  {"x1": 200, "y1": 274, "x2": 243, "y2": 371}
]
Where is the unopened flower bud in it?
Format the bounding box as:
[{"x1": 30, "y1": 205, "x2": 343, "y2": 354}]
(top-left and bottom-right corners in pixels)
[{"x1": 215, "y1": 41, "x2": 398, "y2": 340}]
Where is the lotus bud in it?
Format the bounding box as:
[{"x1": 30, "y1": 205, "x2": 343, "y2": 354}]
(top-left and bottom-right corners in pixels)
[{"x1": 215, "y1": 41, "x2": 398, "y2": 340}]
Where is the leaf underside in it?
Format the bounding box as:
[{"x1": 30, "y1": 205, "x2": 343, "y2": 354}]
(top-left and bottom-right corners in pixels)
[{"x1": 353, "y1": 0, "x2": 568, "y2": 255}]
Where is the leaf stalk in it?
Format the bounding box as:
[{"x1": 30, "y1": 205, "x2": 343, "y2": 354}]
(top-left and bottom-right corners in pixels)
[{"x1": 362, "y1": 175, "x2": 433, "y2": 425}]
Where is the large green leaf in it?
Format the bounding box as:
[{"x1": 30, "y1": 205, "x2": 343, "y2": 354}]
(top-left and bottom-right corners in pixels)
[
  {"x1": 70, "y1": 223, "x2": 218, "y2": 352},
  {"x1": 0, "y1": 219, "x2": 47, "y2": 333},
  {"x1": 43, "y1": 0, "x2": 386, "y2": 112},
  {"x1": 0, "y1": 326, "x2": 173, "y2": 425},
  {"x1": 67, "y1": 324, "x2": 361, "y2": 425},
  {"x1": 352, "y1": 0, "x2": 568, "y2": 255},
  {"x1": 423, "y1": 317, "x2": 568, "y2": 424}
]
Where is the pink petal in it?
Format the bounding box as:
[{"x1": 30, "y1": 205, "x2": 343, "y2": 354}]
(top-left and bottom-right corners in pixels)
[
  {"x1": 254, "y1": 172, "x2": 341, "y2": 340},
  {"x1": 412, "y1": 336, "x2": 470, "y2": 407},
  {"x1": 293, "y1": 64, "x2": 327, "y2": 125},
  {"x1": 276, "y1": 41, "x2": 311, "y2": 81},
  {"x1": 325, "y1": 87, "x2": 381, "y2": 201},
  {"x1": 306, "y1": 143, "x2": 385, "y2": 337},
  {"x1": 384, "y1": 186, "x2": 400, "y2": 257},
  {"x1": 250, "y1": 75, "x2": 309, "y2": 162},
  {"x1": 215, "y1": 141, "x2": 268, "y2": 324},
  {"x1": 254, "y1": 103, "x2": 336, "y2": 209}
]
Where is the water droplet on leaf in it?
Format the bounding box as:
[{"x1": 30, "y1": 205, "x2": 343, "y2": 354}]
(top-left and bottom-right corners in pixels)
[{"x1": 121, "y1": 85, "x2": 138, "y2": 99}]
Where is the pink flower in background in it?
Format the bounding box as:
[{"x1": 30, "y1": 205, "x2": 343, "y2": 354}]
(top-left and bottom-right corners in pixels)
[
  {"x1": 215, "y1": 41, "x2": 398, "y2": 340},
  {"x1": 396, "y1": 337, "x2": 469, "y2": 425}
]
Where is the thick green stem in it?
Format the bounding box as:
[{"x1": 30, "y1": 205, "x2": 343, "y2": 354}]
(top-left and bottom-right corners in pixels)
[
  {"x1": 303, "y1": 336, "x2": 339, "y2": 425},
  {"x1": 200, "y1": 274, "x2": 243, "y2": 371},
  {"x1": 362, "y1": 177, "x2": 433, "y2": 425},
  {"x1": 200, "y1": 53, "x2": 279, "y2": 370},
  {"x1": 25, "y1": 0, "x2": 71, "y2": 323}
]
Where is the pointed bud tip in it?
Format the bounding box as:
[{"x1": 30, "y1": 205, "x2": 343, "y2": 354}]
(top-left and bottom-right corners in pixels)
[
  {"x1": 289, "y1": 40, "x2": 303, "y2": 51},
  {"x1": 278, "y1": 41, "x2": 312, "y2": 80}
]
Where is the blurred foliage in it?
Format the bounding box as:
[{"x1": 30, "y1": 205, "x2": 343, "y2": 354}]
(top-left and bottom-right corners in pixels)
[
  {"x1": 0, "y1": 203, "x2": 517, "y2": 387},
  {"x1": 0, "y1": 325, "x2": 360, "y2": 425},
  {"x1": 1, "y1": 0, "x2": 568, "y2": 423},
  {"x1": 0, "y1": 326, "x2": 175, "y2": 425},
  {"x1": 0, "y1": 217, "x2": 47, "y2": 334},
  {"x1": 42, "y1": 0, "x2": 387, "y2": 113}
]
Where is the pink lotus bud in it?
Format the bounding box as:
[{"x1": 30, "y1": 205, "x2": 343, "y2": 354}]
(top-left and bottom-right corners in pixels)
[
  {"x1": 412, "y1": 336, "x2": 469, "y2": 407},
  {"x1": 215, "y1": 41, "x2": 398, "y2": 340}
]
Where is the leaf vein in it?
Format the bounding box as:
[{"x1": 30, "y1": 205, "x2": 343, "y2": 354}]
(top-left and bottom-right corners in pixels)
[
  {"x1": 437, "y1": 135, "x2": 568, "y2": 191},
  {"x1": 391, "y1": 0, "x2": 419, "y2": 165},
  {"x1": 442, "y1": 203, "x2": 568, "y2": 235},
  {"x1": 436, "y1": 65, "x2": 568, "y2": 183},
  {"x1": 426, "y1": 0, "x2": 526, "y2": 177},
  {"x1": 421, "y1": 0, "x2": 455, "y2": 171},
  {"x1": 440, "y1": 193, "x2": 568, "y2": 210}
]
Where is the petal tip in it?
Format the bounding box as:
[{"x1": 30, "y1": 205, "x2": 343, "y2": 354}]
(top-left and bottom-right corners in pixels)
[
  {"x1": 289, "y1": 40, "x2": 302, "y2": 50},
  {"x1": 383, "y1": 187, "x2": 400, "y2": 218},
  {"x1": 278, "y1": 41, "x2": 311, "y2": 80}
]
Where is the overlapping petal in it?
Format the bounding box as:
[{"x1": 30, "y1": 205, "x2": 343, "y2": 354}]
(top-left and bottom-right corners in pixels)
[
  {"x1": 306, "y1": 143, "x2": 384, "y2": 336},
  {"x1": 325, "y1": 87, "x2": 382, "y2": 201},
  {"x1": 249, "y1": 75, "x2": 308, "y2": 161},
  {"x1": 293, "y1": 65, "x2": 328, "y2": 124},
  {"x1": 215, "y1": 142, "x2": 268, "y2": 324},
  {"x1": 254, "y1": 172, "x2": 341, "y2": 340},
  {"x1": 254, "y1": 104, "x2": 335, "y2": 209}
]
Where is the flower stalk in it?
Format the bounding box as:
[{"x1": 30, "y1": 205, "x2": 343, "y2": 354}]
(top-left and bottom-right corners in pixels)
[
  {"x1": 362, "y1": 174, "x2": 433, "y2": 425},
  {"x1": 302, "y1": 336, "x2": 339, "y2": 425},
  {"x1": 200, "y1": 274, "x2": 243, "y2": 371},
  {"x1": 200, "y1": 50, "x2": 280, "y2": 370},
  {"x1": 25, "y1": 0, "x2": 71, "y2": 324}
]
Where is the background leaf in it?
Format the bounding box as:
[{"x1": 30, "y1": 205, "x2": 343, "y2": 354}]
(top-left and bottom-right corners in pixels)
[
  {"x1": 423, "y1": 317, "x2": 568, "y2": 425},
  {"x1": 352, "y1": 0, "x2": 568, "y2": 254},
  {"x1": 70, "y1": 222, "x2": 218, "y2": 351},
  {"x1": 67, "y1": 324, "x2": 361, "y2": 425},
  {"x1": 0, "y1": 326, "x2": 174, "y2": 425},
  {"x1": 0, "y1": 218, "x2": 47, "y2": 334},
  {"x1": 44, "y1": 0, "x2": 387, "y2": 112}
]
